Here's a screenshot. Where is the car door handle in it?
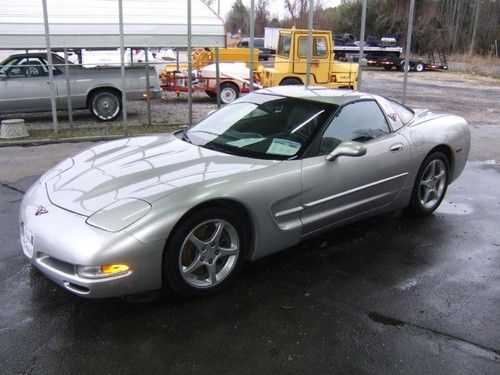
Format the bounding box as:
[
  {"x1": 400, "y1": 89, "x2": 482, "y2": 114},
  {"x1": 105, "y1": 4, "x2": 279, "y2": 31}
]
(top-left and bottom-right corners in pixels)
[{"x1": 390, "y1": 143, "x2": 404, "y2": 152}]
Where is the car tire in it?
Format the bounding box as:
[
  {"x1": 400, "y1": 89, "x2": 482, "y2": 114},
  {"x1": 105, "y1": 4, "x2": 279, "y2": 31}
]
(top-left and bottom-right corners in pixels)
[
  {"x1": 279, "y1": 77, "x2": 303, "y2": 86},
  {"x1": 89, "y1": 89, "x2": 122, "y2": 121},
  {"x1": 415, "y1": 62, "x2": 425, "y2": 72},
  {"x1": 218, "y1": 82, "x2": 240, "y2": 104},
  {"x1": 163, "y1": 207, "x2": 248, "y2": 296},
  {"x1": 399, "y1": 61, "x2": 411, "y2": 72},
  {"x1": 406, "y1": 152, "x2": 449, "y2": 216}
]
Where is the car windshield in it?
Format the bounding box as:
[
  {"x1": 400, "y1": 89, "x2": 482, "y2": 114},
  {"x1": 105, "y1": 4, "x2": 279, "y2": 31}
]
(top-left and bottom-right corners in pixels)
[{"x1": 184, "y1": 93, "x2": 336, "y2": 160}]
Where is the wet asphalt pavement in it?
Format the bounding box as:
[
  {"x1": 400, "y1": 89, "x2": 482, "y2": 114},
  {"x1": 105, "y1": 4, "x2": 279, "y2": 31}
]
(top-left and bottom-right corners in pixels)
[{"x1": 1, "y1": 98, "x2": 500, "y2": 373}]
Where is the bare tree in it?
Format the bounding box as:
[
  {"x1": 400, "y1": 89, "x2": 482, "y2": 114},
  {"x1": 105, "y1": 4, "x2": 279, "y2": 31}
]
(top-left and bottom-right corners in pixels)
[
  {"x1": 284, "y1": 0, "x2": 328, "y2": 28},
  {"x1": 255, "y1": 0, "x2": 270, "y2": 36},
  {"x1": 469, "y1": 0, "x2": 482, "y2": 54},
  {"x1": 226, "y1": 0, "x2": 249, "y2": 35}
]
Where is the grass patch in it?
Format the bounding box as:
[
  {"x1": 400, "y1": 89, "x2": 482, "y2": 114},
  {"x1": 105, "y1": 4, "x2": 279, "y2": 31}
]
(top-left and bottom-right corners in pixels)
[{"x1": 0, "y1": 123, "x2": 185, "y2": 144}]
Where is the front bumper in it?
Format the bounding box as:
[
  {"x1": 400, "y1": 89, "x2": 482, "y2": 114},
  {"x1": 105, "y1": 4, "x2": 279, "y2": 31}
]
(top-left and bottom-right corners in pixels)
[{"x1": 19, "y1": 180, "x2": 165, "y2": 298}]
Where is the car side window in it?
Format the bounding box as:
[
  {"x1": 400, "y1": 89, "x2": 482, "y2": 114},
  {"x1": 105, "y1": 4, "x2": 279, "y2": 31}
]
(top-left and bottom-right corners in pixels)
[
  {"x1": 376, "y1": 96, "x2": 403, "y2": 131},
  {"x1": 320, "y1": 101, "x2": 390, "y2": 155},
  {"x1": 5, "y1": 57, "x2": 49, "y2": 78}
]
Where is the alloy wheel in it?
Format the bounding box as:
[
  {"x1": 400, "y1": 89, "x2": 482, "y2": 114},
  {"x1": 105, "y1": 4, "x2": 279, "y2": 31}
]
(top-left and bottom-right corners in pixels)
[
  {"x1": 178, "y1": 219, "x2": 240, "y2": 289},
  {"x1": 418, "y1": 159, "x2": 447, "y2": 210}
]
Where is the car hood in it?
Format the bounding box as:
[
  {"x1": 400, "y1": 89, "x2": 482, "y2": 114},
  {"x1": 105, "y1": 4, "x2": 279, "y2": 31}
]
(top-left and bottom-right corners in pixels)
[{"x1": 45, "y1": 134, "x2": 278, "y2": 216}]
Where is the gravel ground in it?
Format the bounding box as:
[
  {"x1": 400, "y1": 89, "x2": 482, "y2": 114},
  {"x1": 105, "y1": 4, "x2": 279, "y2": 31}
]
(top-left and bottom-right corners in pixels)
[{"x1": 0, "y1": 69, "x2": 498, "y2": 135}]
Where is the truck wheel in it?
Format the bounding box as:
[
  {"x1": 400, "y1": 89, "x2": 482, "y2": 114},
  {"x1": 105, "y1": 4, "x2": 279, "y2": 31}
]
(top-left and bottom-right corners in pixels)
[
  {"x1": 89, "y1": 89, "x2": 122, "y2": 121},
  {"x1": 415, "y1": 62, "x2": 425, "y2": 72},
  {"x1": 279, "y1": 77, "x2": 303, "y2": 85},
  {"x1": 219, "y1": 82, "x2": 239, "y2": 104},
  {"x1": 399, "y1": 61, "x2": 410, "y2": 72}
]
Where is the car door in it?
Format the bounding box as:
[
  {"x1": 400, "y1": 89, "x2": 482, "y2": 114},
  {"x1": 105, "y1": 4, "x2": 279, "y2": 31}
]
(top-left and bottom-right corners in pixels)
[
  {"x1": 0, "y1": 56, "x2": 53, "y2": 113},
  {"x1": 300, "y1": 100, "x2": 411, "y2": 235}
]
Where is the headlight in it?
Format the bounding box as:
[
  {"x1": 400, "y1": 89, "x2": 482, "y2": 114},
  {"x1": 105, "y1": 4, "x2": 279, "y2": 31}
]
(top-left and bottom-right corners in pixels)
[
  {"x1": 77, "y1": 264, "x2": 131, "y2": 279},
  {"x1": 86, "y1": 198, "x2": 151, "y2": 232}
]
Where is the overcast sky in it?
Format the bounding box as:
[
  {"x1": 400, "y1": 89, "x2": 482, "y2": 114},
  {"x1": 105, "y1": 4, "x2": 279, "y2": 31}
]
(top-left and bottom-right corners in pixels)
[{"x1": 218, "y1": 0, "x2": 341, "y2": 19}]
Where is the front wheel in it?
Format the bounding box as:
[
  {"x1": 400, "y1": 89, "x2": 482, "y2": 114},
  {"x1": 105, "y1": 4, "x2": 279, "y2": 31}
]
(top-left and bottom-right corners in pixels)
[
  {"x1": 163, "y1": 207, "x2": 247, "y2": 296},
  {"x1": 89, "y1": 90, "x2": 122, "y2": 121},
  {"x1": 407, "y1": 152, "x2": 449, "y2": 216}
]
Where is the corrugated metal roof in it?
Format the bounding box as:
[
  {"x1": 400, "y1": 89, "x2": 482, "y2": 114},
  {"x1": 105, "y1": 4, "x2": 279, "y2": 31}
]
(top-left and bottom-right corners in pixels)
[{"x1": 0, "y1": 0, "x2": 225, "y2": 49}]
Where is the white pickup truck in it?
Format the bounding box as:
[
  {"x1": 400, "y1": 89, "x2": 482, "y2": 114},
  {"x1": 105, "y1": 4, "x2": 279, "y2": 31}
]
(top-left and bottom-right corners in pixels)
[{"x1": 0, "y1": 52, "x2": 160, "y2": 121}]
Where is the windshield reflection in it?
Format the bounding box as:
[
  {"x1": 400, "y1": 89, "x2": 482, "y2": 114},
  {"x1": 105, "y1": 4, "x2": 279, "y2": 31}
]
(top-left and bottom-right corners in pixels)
[{"x1": 185, "y1": 93, "x2": 336, "y2": 160}]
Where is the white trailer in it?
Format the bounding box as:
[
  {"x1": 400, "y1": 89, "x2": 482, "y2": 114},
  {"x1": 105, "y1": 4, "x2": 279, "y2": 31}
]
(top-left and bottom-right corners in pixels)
[{"x1": 264, "y1": 27, "x2": 280, "y2": 50}]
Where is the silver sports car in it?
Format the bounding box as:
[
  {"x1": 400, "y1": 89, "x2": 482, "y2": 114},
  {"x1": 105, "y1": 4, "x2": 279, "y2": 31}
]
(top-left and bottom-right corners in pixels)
[{"x1": 19, "y1": 86, "x2": 470, "y2": 298}]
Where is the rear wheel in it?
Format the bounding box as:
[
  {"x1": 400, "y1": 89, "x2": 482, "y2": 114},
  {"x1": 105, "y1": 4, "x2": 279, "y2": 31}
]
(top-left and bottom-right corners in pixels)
[
  {"x1": 218, "y1": 82, "x2": 240, "y2": 104},
  {"x1": 279, "y1": 77, "x2": 303, "y2": 85},
  {"x1": 407, "y1": 152, "x2": 449, "y2": 216},
  {"x1": 89, "y1": 89, "x2": 122, "y2": 121},
  {"x1": 415, "y1": 62, "x2": 425, "y2": 72},
  {"x1": 163, "y1": 207, "x2": 248, "y2": 296}
]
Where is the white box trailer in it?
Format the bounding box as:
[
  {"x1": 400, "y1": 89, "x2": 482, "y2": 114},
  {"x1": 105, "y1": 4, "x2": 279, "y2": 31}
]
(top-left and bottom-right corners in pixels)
[{"x1": 264, "y1": 27, "x2": 280, "y2": 50}]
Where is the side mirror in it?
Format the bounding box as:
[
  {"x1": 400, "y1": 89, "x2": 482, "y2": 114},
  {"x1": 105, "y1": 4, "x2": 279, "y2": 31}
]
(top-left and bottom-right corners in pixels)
[{"x1": 326, "y1": 141, "x2": 367, "y2": 162}]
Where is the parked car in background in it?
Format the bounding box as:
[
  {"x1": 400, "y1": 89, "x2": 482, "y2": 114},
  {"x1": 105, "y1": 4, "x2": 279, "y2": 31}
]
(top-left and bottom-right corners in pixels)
[
  {"x1": 19, "y1": 86, "x2": 470, "y2": 299},
  {"x1": 237, "y1": 37, "x2": 275, "y2": 61},
  {"x1": 0, "y1": 53, "x2": 160, "y2": 121}
]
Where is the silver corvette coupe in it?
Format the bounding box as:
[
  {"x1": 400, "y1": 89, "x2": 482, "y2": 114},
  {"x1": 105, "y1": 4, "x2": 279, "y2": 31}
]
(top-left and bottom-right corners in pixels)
[{"x1": 20, "y1": 86, "x2": 470, "y2": 298}]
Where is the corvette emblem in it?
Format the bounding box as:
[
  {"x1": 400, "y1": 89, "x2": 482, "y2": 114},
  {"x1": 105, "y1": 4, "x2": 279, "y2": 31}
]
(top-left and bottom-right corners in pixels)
[{"x1": 35, "y1": 206, "x2": 48, "y2": 216}]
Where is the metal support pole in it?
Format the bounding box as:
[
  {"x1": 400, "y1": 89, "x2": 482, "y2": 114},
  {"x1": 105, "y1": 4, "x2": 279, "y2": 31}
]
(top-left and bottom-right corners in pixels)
[
  {"x1": 306, "y1": 0, "x2": 314, "y2": 87},
  {"x1": 41, "y1": 0, "x2": 58, "y2": 134},
  {"x1": 64, "y1": 49, "x2": 73, "y2": 127},
  {"x1": 249, "y1": 0, "x2": 255, "y2": 91},
  {"x1": 215, "y1": 47, "x2": 221, "y2": 108},
  {"x1": 144, "y1": 47, "x2": 152, "y2": 126},
  {"x1": 215, "y1": 3, "x2": 221, "y2": 108},
  {"x1": 402, "y1": 0, "x2": 415, "y2": 105},
  {"x1": 358, "y1": 0, "x2": 367, "y2": 90},
  {"x1": 187, "y1": 0, "x2": 193, "y2": 126},
  {"x1": 118, "y1": 0, "x2": 128, "y2": 133}
]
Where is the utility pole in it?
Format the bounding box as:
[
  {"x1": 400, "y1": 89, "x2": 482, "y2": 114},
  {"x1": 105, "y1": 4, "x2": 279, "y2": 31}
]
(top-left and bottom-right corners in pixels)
[{"x1": 402, "y1": 0, "x2": 415, "y2": 105}]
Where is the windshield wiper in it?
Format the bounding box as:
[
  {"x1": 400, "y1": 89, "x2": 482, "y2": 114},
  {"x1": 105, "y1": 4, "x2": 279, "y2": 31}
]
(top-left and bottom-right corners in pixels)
[{"x1": 200, "y1": 143, "x2": 229, "y2": 154}]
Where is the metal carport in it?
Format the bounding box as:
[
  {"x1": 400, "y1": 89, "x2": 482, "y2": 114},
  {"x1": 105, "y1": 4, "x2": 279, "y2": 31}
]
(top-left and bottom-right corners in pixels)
[
  {"x1": 0, "y1": 0, "x2": 225, "y2": 132},
  {"x1": 0, "y1": 0, "x2": 225, "y2": 48}
]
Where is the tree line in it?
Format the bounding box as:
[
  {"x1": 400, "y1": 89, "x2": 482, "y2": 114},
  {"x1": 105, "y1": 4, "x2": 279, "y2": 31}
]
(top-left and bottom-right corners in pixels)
[{"x1": 224, "y1": 0, "x2": 499, "y2": 55}]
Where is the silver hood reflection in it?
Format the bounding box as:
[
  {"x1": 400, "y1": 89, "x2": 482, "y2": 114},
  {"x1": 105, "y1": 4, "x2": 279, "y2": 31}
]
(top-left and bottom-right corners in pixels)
[{"x1": 45, "y1": 134, "x2": 278, "y2": 216}]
